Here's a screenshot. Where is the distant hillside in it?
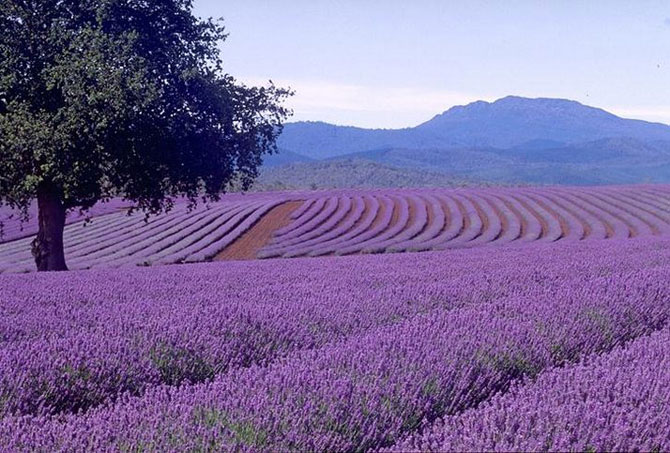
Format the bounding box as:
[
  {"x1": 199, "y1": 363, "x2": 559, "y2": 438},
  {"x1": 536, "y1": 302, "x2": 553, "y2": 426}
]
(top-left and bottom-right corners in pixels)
[
  {"x1": 261, "y1": 149, "x2": 313, "y2": 167},
  {"x1": 253, "y1": 159, "x2": 488, "y2": 190},
  {"x1": 327, "y1": 138, "x2": 670, "y2": 185},
  {"x1": 278, "y1": 96, "x2": 670, "y2": 160}
]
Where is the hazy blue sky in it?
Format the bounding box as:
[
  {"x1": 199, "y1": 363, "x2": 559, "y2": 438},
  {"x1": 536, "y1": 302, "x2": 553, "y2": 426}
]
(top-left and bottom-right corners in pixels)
[{"x1": 194, "y1": 0, "x2": 670, "y2": 128}]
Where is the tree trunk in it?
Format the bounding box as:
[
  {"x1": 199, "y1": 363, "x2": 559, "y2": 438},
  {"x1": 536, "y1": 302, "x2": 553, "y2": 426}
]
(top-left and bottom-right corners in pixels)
[{"x1": 31, "y1": 184, "x2": 68, "y2": 272}]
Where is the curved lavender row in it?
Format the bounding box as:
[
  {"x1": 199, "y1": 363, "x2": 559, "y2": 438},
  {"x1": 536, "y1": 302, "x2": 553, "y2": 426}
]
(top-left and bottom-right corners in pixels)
[
  {"x1": 45, "y1": 208, "x2": 183, "y2": 264},
  {"x1": 365, "y1": 194, "x2": 427, "y2": 253},
  {"x1": 67, "y1": 205, "x2": 228, "y2": 268},
  {"x1": 500, "y1": 192, "x2": 542, "y2": 242},
  {"x1": 459, "y1": 192, "x2": 501, "y2": 247},
  {"x1": 0, "y1": 208, "x2": 127, "y2": 257},
  {"x1": 574, "y1": 189, "x2": 652, "y2": 237},
  {"x1": 590, "y1": 188, "x2": 668, "y2": 235},
  {"x1": 61, "y1": 205, "x2": 231, "y2": 270},
  {"x1": 0, "y1": 199, "x2": 132, "y2": 244},
  {"x1": 89, "y1": 204, "x2": 237, "y2": 268},
  {"x1": 0, "y1": 240, "x2": 32, "y2": 264},
  {"x1": 145, "y1": 204, "x2": 253, "y2": 266},
  {"x1": 623, "y1": 189, "x2": 670, "y2": 224},
  {"x1": 270, "y1": 197, "x2": 326, "y2": 239},
  {"x1": 391, "y1": 325, "x2": 670, "y2": 452},
  {"x1": 481, "y1": 192, "x2": 521, "y2": 245},
  {"x1": 389, "y1": 194, "x2": 445, "y2": 252},
  {"x1": 512, "y1": 191, "x2": 567, "y2": 241},
  {"x1": 0, "y1": 210, "x2": 137, "y2": 264},
  {"x1": 0, "y1": 200, "x2": 129, "y2": 242},
  {"x1": 264, "y1": 197, "x2": 353, "y2": 258},
  {"x1": 436, "y1": 193, "x2": 482, "y2": 248},
  {"x1": 636, "y1": 189, "x2": 670, "y2": 229},
  {"x1": 531, "y1": 190, "x2": 584, "y2": 241},
  {"x1": 4, "y1": 258, "x2": 669, "y2": 451},
  {"x1": 531, "y1": 189, "x2": 606, "y2": 240},
  {"x1": 185, "y1": 200, "x2": 287, "y2": 262},
  {"x1": 260, "y1": 197, "x2": 339, "y2": 256},
  {"x1": 358, "y1": 195, "x2": 411, "y2": 253},
  {"x1": 623, "y1": 189, "x2": 670, "y2": 232},
  {"x1": 334, "y1": 195, "x2": 395, "y2": 255},
  {"x1": 411, "y1": 194, "x2": 463, "y2": 251},
  {"x1": 640, "y1": 187, "x2": 670, "y2": 210},
  {"x1": 174, "y1": 202, "x2": 266, "y2": 263},
  {"x1": 307, "y1": 195, "x2": 380, "y2": 257},
  {"x1": 601, "y1": 188, "x2": 669, "y2": 233},
  {"x1": 551, "y1": 188, "x2": 630, "y2": 239},
  {"x1": 282, "y1": 196, "x2": 364, "y2": 258},
  {"x1": 642, "y1": 184, "x2": 670, "y2": 198},
  {"x1": 289, "y1": 198, "x2": 315, "y2": 220}
]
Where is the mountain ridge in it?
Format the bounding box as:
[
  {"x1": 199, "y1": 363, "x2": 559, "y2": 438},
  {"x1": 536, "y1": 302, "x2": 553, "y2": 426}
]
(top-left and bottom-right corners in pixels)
[{"x1": 277, "y1": 96, "x2": 670, "y2": 159}]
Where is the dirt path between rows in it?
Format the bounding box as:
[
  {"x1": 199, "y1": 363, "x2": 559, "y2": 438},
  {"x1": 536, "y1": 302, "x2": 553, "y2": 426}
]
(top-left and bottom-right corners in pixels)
[{"x1": 215, "y1": 201, "x2": 303, "y2": 261}]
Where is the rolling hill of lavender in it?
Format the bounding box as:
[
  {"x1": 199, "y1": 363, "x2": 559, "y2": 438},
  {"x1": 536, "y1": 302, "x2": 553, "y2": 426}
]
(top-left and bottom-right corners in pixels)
[
  {"x1": 3, "y1": 185, "x2": 670, "y2": 272},
  {"x1": 1, "y1": 183, "x2": 670, "y2": 450}
]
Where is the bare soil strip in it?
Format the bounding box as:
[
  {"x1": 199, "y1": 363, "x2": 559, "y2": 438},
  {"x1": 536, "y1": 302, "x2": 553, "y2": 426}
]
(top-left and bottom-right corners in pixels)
[{"x1": 215, "y1": 201, "x2": 302, "y2": 261}]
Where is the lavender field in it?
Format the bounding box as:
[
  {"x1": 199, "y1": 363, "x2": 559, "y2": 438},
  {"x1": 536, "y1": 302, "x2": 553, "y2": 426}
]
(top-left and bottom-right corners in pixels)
[
  {"x1": 3, "y1": 185, "x2": 670, "y2": 272},
  {"x1": 1, "y1": 235, "x2": 670, "y2": 450},
  {"x1": 6, "y1": 1, "x2": 670, "y2": 451}
]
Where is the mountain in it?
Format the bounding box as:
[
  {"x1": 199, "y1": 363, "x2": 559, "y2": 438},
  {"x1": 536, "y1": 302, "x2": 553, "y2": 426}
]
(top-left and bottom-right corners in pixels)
[
  {"x1": 261, "y1": 148, "x2": 313, "y2": 167},
  {"x1": 414, "y1": 96, "x2": 670, "y2": 148},
  {"x1": 277, "y1": 96, "x2": 670, "y2": 159}
]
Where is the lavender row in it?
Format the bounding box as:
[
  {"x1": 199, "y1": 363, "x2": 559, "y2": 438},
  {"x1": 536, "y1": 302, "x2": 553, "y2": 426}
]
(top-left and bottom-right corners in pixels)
[
  {"x1": 0, "y1": 199, "x2": 132, "y2": 244},
  {"x1": 391, "y1": 324, "x2": 670, "y2": 452}
]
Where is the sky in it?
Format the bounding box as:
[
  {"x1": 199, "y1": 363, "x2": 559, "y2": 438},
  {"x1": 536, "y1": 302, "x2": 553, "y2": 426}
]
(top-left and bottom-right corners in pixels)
[{"x1": 194, "y1": 0, "x2": 670, "y2": 128}]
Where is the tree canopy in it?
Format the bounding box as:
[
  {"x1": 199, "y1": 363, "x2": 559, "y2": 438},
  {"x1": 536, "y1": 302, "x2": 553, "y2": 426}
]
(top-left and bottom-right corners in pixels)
[{"x1": 0, "y1": 0, "x2": 292, "y2": 270}]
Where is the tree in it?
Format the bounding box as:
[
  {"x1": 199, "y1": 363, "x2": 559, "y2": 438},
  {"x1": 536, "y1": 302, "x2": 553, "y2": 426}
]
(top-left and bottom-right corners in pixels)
[{"x1": 0, "y1": 0, "x2": 291, "y2": 271}]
